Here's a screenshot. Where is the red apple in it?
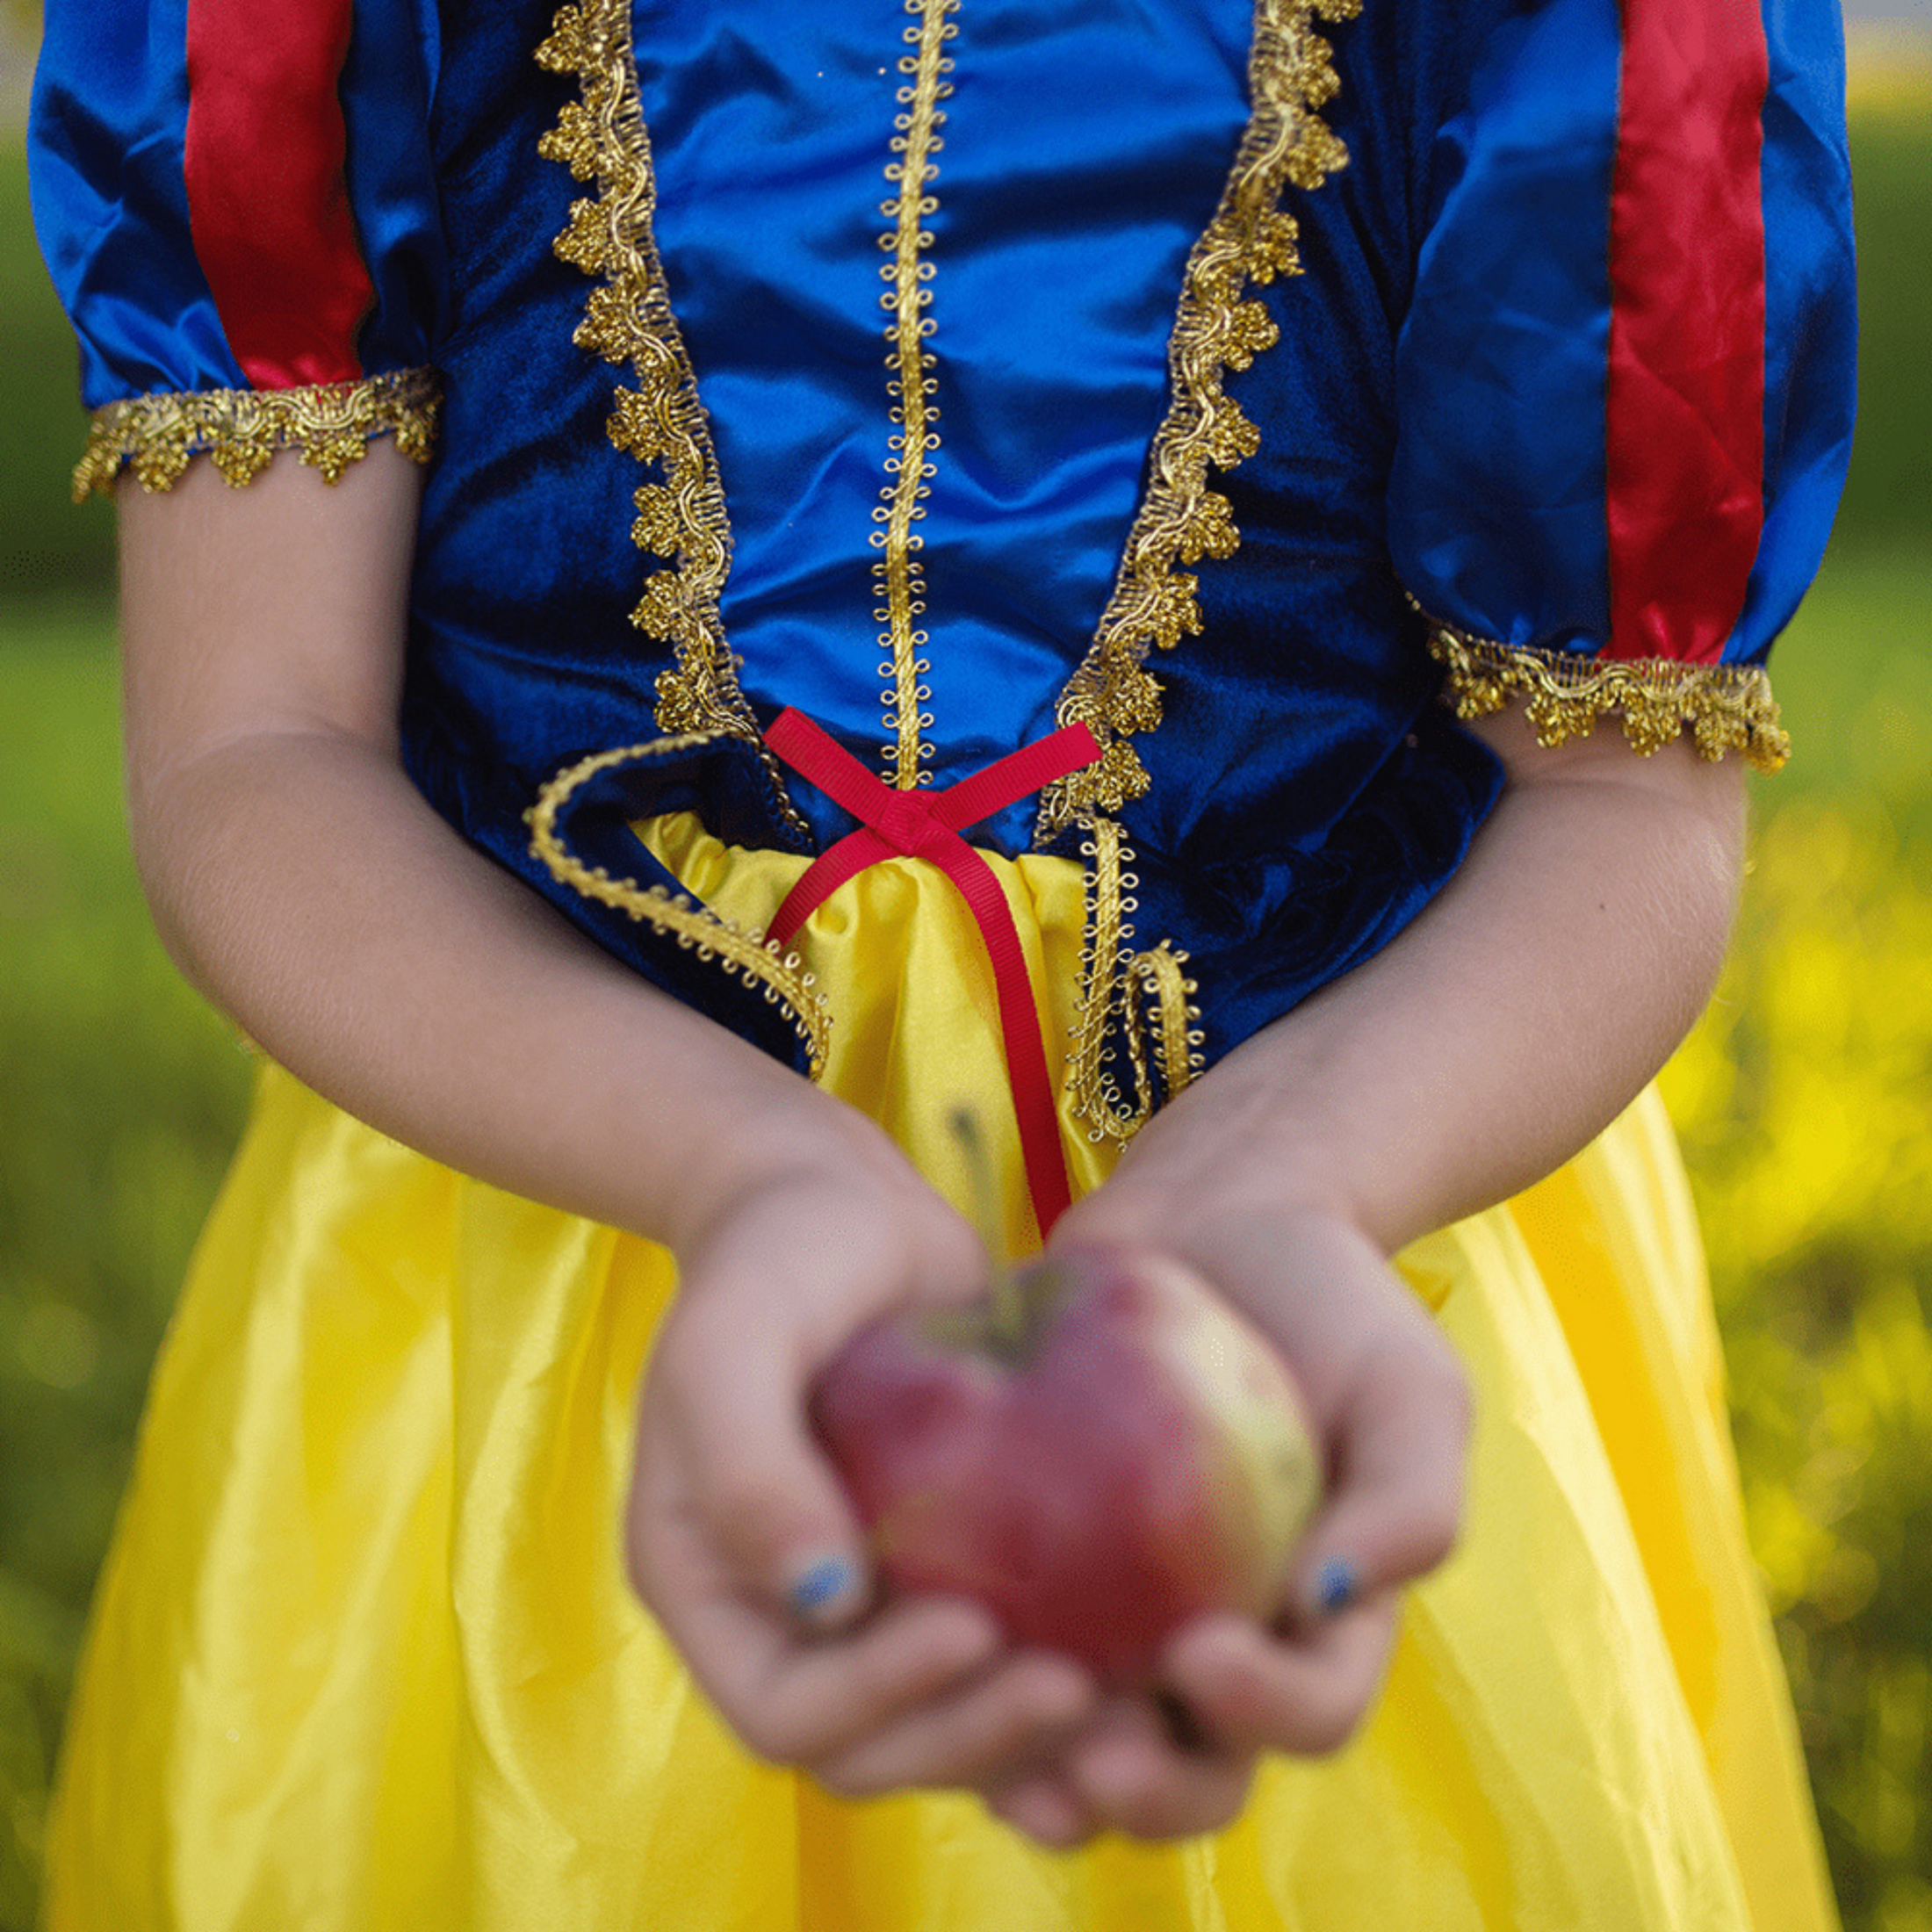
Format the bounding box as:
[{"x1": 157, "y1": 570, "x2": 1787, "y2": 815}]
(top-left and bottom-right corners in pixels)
[{"x1": 809, "y1": 1244, "x2": 1321, "y2": 1683}]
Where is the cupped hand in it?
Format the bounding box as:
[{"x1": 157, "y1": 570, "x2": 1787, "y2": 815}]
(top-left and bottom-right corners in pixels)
[
  {"x1": 995, "y1": 1154, "x2": 1470, "y2": 1844},
  {"x1": 626, "y1": 1128, "x2": 1104, "y2": 1810}
]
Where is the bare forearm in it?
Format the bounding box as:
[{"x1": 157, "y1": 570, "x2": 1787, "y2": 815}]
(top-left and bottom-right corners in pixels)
[
  {"x1": 117, "y1": 451, "x2": 891, "y2": 1254},
  {"x1": 1088, "y1": 720, "x2": 1747, "y2": 1257},
  {"x1": 132, "y1": 725, "x2": 859, "y2": 1247}
]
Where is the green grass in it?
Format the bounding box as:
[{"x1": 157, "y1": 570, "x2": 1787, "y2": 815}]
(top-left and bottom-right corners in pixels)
[
  {"x1": 1837, "y1": 92, "x2": 1932, "y2": 553},
  {"x1": 0, "y1": 142, "x2": 113, "y2": 602},
  {"x1": 1770, "y1": 547, "x2": 1932, "y2": 813}
]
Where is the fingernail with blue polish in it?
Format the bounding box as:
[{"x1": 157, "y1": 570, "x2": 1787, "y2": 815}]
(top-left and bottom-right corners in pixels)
[
  {"x1": 787, "y1": 1554, "x2": 856, "y2": 1626},
  {"x1": 1314, "y1": 1557, "x2": 1359, "y2": 1618}
]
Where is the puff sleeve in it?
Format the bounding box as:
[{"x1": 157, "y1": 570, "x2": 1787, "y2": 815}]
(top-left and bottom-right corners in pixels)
[
  {"x1": 1388, "y1": 0, "x2": 1856, "y2": 771},
  {"x1": 29, "y1": 0, "x2": 448, "y2": 498}
]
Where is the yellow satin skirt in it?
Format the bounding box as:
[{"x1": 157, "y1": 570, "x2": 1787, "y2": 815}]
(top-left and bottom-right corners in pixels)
[{"x1": 43, "y1": 819, "x2": 1838, "y2": 1930}]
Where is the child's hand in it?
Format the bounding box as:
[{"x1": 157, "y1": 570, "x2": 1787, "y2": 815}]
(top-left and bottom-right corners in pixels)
[
  {"x1": 625, "y1": 1132, "x2": 1105, "y2": 1811},
  {"x1": 982, "y1": 1163, "x2": 1469, "y2": 1846},
  {"x1": 976, "y1": 713, "x2": 1750, "y2": 1846},
  {"x1": 625, "y1": 1065, "x2": 1464, "y2": 1849}
]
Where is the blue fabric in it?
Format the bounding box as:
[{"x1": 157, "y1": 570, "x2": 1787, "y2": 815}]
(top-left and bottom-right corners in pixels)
[
  {"x1": 1743, "y1": 0, "x2": 1856, "y2": 664},
  {"x1": 27, "y1": 0, "x2": 442, "y2": 401},
  {"x1": 30, "y1": 0, "x2": 1856, "y2": 1092},
  {"x1": 1388, "y1": 0, "x2": 1622, "y2": 659},
  {"x1": 630, "y1": 3, "x2": 1252, "y2": 790},
  {"x1": 30, "y1": 0, "x2": 242, "y2": 403},
  {"x1": 387, "y1": 0, "x2": 1506, "y2": 1077},
  {"x1": 337, "y1": 0, "x2": 449, "y2": 376}
]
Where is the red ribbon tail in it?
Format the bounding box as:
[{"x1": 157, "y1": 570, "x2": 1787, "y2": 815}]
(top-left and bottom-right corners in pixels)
[
  {"x1": 941, "y1": 847, "x2": 1075, "y2": 1235},
  {"x1": 768, "y1": 828, "x2": 893, "y2": 951}
]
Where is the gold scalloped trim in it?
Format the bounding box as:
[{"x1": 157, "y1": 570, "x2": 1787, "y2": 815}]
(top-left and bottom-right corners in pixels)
[
  {"x1": 1421, "y1": 614, "x2": 1791, "y2": 774},
  {"x1": 872, "y1": 0, "x2": 959, "y2": 789},
  {"x1": 536, "y1": 0, "x2": 809, "y2": 840},
  {"x1": 1036, "y1": 0, "x2": 1359, "y2": 836},
  {"x1": 1064, "y1": 815, "x2": 1204, "y2": 1142},
  {"x1": 527, "y1": 737, "x2": 833, "y2": 1077},
  {"x1": 71, "y1": 369, "x2": 440, "y2": 501}
]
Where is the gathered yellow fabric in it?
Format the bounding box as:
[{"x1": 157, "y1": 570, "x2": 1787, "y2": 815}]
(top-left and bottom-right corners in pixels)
[{"x1": 44, "y1": 820, "x2": 1836, "y2": 1929}]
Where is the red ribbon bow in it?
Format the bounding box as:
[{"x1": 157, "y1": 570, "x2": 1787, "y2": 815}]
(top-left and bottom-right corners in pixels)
[{"x1": 765, "y1": 709, "x2": 1102, "y2": 1238}]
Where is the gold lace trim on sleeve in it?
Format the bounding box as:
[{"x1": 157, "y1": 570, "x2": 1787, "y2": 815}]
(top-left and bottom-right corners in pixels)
[
  {"x1": 528, "y1": 737, "x2": 833, "y2": 1077},
  {"x1": 1421, "y1": 613, "x2": 1791, "y2": 774},
  {"x1": 71, "y1": 368, "x2": 441, "y2": 501},
  {"x1": 1037, "y1": 0, "x2": 1359, "y2": 837},
  {"x1": 537, "y1": 0, "x2": 810, "y2": 842}
]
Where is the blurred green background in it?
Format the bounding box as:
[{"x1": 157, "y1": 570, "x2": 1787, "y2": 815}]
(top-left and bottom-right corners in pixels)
[{"x1": 2, "y1": 16, "x2": 1928, "y2": 1931}]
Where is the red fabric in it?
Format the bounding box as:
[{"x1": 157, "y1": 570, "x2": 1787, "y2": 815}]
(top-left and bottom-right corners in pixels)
[
  {"x1": 766, "y1": 711, "x2": 1102, "y2": 1239},
  {"x1": 184, "y1": 0, "x2": 372, "y2": 389},
  {"x1": 1604, "y1": 0, "x2": 1768, "y2": 663}
]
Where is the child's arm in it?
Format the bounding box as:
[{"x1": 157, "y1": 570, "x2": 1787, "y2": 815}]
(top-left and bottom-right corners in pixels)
[
  {"x1": 115, "y1": 446, "x2": 1105, "y2": 1812},
  {"x1": 991, "y1": 711, "x2": 1748, "y2": 1844}
]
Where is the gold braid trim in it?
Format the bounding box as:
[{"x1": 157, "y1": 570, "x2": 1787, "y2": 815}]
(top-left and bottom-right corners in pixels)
[
  {"x1": 1049, "y1": 0, "x2": 1352, "y2": 1129},
  {"x1": 1065, "y1": 816, "x2": 1204, "y2": 1142},
  {"x1": 1134, "y1": 944, "x2": 1205, "y2": 1107},
  {"x1": 1422, "y1": 613, "x2": 1791, "y2": 774},
  {"x1": 1037, "y1": 0, "x2": 1358, "y2": 836},
  {"x1": 872, "y1": 0, "x2": 959, "y2": 789},
  {"x1": 536, "y1": 0, "x2": 808, "y2": 840},
  {"x1": 528, "y1": 738, "x2": 833, "y2": 1078},
  {"x1": 71, "y1": 369, "x2": 440, "y2": 501}
]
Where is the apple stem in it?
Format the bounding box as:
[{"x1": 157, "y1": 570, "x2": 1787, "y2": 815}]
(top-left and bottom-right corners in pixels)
[{"x1": 947, "y1": 1106, "x2": 1025, "y2": 1346}]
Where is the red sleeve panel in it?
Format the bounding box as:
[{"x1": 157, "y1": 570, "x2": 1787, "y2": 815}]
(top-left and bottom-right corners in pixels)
[
  {"x1": 184, "y1": 0, "x2": 375, "y2": 389},
  {"x1": 1605, "y1": 0, "x2": 1769, "y2": 664}
]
